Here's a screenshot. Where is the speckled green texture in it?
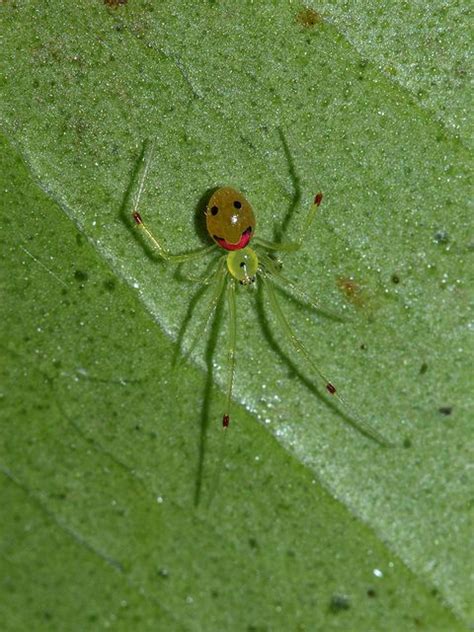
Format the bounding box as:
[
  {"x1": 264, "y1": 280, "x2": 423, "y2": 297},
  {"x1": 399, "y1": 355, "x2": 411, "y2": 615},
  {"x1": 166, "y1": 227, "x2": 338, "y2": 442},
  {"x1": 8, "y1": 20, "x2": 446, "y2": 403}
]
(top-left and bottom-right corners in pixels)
[
  {"x1": 0, "y1": 2, "x2": 471, "y2": 630},
  {"x1": 309, "y1": 1, "x2": 471, "y2": 145}
]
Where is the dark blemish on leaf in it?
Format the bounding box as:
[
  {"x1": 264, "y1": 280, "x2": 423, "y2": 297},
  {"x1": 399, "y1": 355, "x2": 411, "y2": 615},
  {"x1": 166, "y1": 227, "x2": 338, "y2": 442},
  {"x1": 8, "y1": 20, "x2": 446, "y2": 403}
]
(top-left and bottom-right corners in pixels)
[
  {"x1": 357, "y1": 59, "x2": 368, "y2": 80},
  {"x1": 367, "y1": 588, "x2": 376, "y2": 598},
  {"x1": 391, "y1": 273, "x2": 400, "y2": 284},
  {"x1": 296, "y1": 7, "x2": 323, "y2": 27},
  {"x1": 433, "y1": 230, "x2": 449, "y2": 245},
  {"x1": 419, "y1": 362, "x2": 428, "y2": 375},
  {"x1": 360, "y1": 343, "x2": 367, "y2": 351},
  {"x1": 248, "y1": 537, "x2": 258, "y2": 550},
  {"x1": 74, "y1": 269, "x2": 88, "y2": 282},
  {"x1": 103, "y1": 278, "x2": 116, "y2": 292},
  {"x1": 329, "y1": 594, "x2": 350, "y2": 613},
  {"x1": 438, "y1": 406, "x2": 452, "y2": 416},
  {"x1": 104, "y1": 0, "x2": 128, "y2": 7},
  {"x1": 403, "y1": 437, "x2": 412, "y2": 449},
  {"x1": 454, "y1": 63, "x2": 467, "y2": 78},
  {"x1": 157, "y1": 568, "x2": 169, "y2": 578}
]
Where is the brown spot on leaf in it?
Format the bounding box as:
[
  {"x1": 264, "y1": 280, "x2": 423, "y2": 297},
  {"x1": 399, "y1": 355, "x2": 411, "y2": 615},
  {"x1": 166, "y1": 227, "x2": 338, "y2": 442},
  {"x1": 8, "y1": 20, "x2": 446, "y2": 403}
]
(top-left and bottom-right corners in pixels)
[
  {"x1": 104, "y1": 0, "x2": 128, "y2": 7},
  {"x1": 296, "y1": 7, "x2": 323, "y2": 28},
  {"x1": 336, "y1": 276, "x2": 367, "y2": 308}
]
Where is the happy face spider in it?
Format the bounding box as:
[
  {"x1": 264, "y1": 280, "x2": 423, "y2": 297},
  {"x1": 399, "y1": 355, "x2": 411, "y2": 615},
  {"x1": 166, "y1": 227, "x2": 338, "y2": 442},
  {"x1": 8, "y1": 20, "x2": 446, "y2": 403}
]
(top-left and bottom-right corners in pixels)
[{"x1": 131, "y1": 146, "x2": 388, "y2": 446}]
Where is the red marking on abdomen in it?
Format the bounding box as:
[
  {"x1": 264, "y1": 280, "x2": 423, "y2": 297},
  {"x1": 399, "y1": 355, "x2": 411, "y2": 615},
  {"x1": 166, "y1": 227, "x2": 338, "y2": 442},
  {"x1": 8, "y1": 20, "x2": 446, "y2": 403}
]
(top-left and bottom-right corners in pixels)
[
  {"x1": 223, "y1": 415, "x2": 230, "y2": 427},
  {"x1": 216, "y1": 227, "x2": 252, "y2": 251},
  {"x1": 314, "y1": 192, "x2": 323, "y2": 206},
  {"x1": 133, "y1": 212, "x2": 143, "y2": 225},
  {"x1": 326, "y1": 383, "x2": 336, "y2": 394}
]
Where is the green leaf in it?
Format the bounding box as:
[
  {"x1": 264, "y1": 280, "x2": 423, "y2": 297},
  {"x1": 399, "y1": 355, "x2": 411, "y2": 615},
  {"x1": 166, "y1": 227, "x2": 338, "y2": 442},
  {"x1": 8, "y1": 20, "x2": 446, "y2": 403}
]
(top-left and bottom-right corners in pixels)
[{"x1": 1, "y1": 2, "x2": 471, "y2": 630}]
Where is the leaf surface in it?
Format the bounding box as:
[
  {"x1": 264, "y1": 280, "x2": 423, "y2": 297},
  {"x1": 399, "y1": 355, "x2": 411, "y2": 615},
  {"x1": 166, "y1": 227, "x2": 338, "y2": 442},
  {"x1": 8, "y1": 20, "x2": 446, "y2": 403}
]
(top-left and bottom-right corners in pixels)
[{"x1": 1, "y1": 2, "x2": 471, "y2": 629}]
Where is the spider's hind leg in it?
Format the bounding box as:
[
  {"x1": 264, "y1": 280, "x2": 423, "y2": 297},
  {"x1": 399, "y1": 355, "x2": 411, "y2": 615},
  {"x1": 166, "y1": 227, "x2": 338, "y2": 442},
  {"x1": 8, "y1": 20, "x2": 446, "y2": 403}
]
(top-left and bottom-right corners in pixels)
[
  {"x1": 174, "y1": 258, "x2": 227, "y2": 368},
  {"x1": 259, "y1": 252, "x2": 345, "y2": 323},
  {"x1": 261, "y1": 272, "x2": 390, "y2": 446},
  {"x1": 222, "y1": 278, "x2": 237, "y2": 428}
]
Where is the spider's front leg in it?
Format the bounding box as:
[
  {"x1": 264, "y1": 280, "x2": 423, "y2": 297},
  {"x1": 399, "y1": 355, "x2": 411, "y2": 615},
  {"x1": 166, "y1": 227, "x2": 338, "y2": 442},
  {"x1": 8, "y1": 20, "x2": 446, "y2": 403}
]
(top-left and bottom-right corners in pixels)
[
  {"x1": 254, "y1": 192, "x2": 323, "y2": 252},
  {"x1": 131, "y1": 141, "x2": 216, "y2": 263},
  {"x1": 132, "y1": 211, "x2": 216, "y2": 263}
]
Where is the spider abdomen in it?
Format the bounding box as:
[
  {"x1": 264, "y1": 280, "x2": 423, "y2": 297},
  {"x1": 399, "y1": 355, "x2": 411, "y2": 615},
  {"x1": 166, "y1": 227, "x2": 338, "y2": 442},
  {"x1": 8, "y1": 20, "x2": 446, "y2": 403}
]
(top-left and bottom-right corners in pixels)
[{"x1": 206, "y1": 187, "x2": 256, "y2": 250}]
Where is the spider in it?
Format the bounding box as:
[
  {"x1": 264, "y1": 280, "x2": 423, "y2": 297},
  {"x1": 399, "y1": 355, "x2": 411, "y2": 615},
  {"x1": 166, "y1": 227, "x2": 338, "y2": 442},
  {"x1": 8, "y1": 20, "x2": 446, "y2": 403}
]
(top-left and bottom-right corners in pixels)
[{"x1": 131, "y1": 145, "x2": 388, "y2": 446}]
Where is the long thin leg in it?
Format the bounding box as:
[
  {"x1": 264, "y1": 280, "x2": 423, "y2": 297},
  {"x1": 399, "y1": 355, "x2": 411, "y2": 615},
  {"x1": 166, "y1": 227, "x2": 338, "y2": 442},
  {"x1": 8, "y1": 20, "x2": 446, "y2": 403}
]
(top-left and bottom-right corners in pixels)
[
  {"x1": 178, "y1": 255, "x2": 221, "y2": 284},
  {"x1": 253, "y1": 192, "x2": 323, "y2": 252},
  {"x1": 261, "y1": 274, "x2": 390, "y2": 445},
  {"x1": 204, "y1": 277, "x2": 236, "y2": 505},
  {"x1": 223, "y1": 278, "x2": 237, "y2": 428},
  {"x1": 132, "y1": 142, "x2": 217, "y2": 263},
  {"x1": 259, "y1": 253, "x2": 345, "y2": 322},
  {"x1": 205, "y1": 277, "x2": 237, "y2": 504},
  {"x1": 253, "y1": 237, "x2": 300, "y2": 253},
  {"x1": 133, "y1": 140, "x2": 155, "y2": 216},
  {"x1": 176, "y1": 258, "x2": 227, "y2": 366}
]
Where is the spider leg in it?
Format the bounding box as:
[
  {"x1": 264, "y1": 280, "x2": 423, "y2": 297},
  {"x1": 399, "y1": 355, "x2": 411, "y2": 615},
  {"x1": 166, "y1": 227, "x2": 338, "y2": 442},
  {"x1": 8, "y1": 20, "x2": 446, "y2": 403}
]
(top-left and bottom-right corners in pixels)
[
  {"x1": 261, "y1": 273, "x2": 390, "y2": 446},
  {"x1": 259, "y1": 253, "x2": 345, "y2": 322},
  {"x1": 176, "y1": 258, "x2": 227, "y2": 366},
  {"x1": 131, "y1": 141, "x2": 216, "y2": 263},
  {"x1": 203, "y1": 276, "x2": 237, "y2": 505},
  {"x1": 222, "y1": 278, "x2": 237, "y2": 428},
  {"x1": 253, "y1": 192, "x2": 323, "y2": 252},
  {"x1": 178, "y1": 255, "x2": 221, "y2": 284},
  {"x1": 253, "y1": 237, "x2": 300, "y2": 252}
]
